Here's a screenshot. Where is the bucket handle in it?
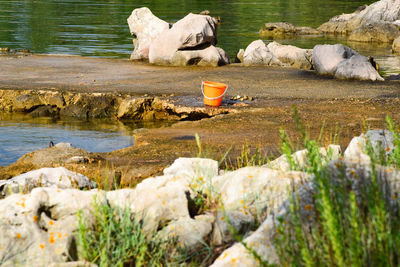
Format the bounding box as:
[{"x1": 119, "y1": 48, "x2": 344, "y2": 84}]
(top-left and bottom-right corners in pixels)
[{"x1": 201, "y1": 82, "x2": 228, "y2": 100}]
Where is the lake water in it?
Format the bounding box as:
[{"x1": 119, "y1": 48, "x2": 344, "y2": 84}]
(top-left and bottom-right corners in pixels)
[
  {"x1": 0, "y1": 0, "x2": 399, "y2": 166},
  {"x1": 0, "y1": 115, "x2": 170, "y2": 166}
]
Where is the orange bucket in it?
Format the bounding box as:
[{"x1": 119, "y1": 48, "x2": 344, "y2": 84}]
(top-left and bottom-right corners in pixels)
[{"x1": 201, "y1": 81, "x2": 228, "y2": 106}]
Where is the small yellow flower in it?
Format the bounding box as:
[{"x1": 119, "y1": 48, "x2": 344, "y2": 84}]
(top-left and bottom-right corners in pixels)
[
  {"x1": 49, "y1": 236, "x2": 55, "y2": 244},
  {"x1": 49, "y1": 220, "x2": 54, "y2": 226},
  {"x1": 386, "y1": 146, "x2": 391, "y2": 152},
  {"x1": 16, "y1": 233, "x2": 21, "y2": 239},
  {"x1": 39, "y1": 244, "x2": 45, "y2": 249},
  {"x1": 33, "y1": 215, "x2": 39, "y2": 222},
  {"x1": 57, "y1": 233, "x2": 62, "y2": 239},
  {"x1": 305, "y1": 204, "x2": 312, "y2": 211},
  {"x1": 162, "y1": 200, "x2": 166, "y2": 205}
]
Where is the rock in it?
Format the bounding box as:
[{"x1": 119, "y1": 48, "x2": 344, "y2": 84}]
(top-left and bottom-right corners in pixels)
[
  {"x1": 348, "y1": 22, "x2": 400, "y2": 43},
  {"x1": 0, "y1": 188, "x2": 106, "y2": 266},
  {"x1": 344, "y1": 129, "x2": 395, "y2": 162},
  {"x1": 212, "y1": 157, "x2": 400, "y2": 266},
  {"x1": 312, "y1": 44, "x2": 383, "y2": 81},
  {"x1": 236, "y1": 49, "x2": 244, "y2": 63},
  {"x1": 54, "y1": 142, "x2": 72, "y2": 149},
  {"x1": 393, "y1": 36, "x2": 400, "y2": 53},
  {"x1": 171, "y1": 45, "x2": 230, "y2": 66},
  {"x1": 242, "y1": 40, "x2": 313, "y2": 69},
  {"x1": 265, "y1": 144, "x2": 341, "y2": 172},
  {"x1": 127, "y1": 7, "x2": 170, "y2": 60},
  {"x1": 242, "y1": 40, "x2": 280, "y2": 66},
  {"x1": 149, "y1": 13, "x2": 230, "y2": 66},
  {"x1": 212, "y1": 210, "x2": 255, "y2": 245},
  {"x1": 312, "y1": 44, "x2": 358, "y2": 75},
  {"x1": 13, "y1": 94, "x2": 43, "y2": 112},
  {"x1": 260, "y1": 22, "x2": 321, "y2": 37},
  {"x1": 318, "y1": 0, "x2": 400, "y2": 42},
  {"x1": 163, "y1": 157, "x2": 218, "y2": 183},
  {"x1": 163, "y1": 214, "x2": 214, "y2": 249},
  {"x1": 66, "y1": 156, "x2": 89, "y2": 164},
  {"x1": 0, "y1": 167, "x2": 97, "y2": 198},
  {"x1": 334, "y1": 54, "x2": 384, "y2": 81},
  {"x1": 266, "y1": 41, "x2": 313, "y2": 70}
]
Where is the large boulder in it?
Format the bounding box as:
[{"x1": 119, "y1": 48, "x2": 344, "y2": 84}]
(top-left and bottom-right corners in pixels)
[
  {"x1": 312, "y1": 44, "x2": 383, "y2": 81},
  {"x1": 242, "y1": 40, "x2": 280, "y2": 66},
  {"x1": 242, "y1": 40, "x2": 313, "y2": 70},
  {"x1": 127, "y1": 7, "x2": 170, "y2": 60},
  {"x1": 267, "y1": 41, "x2": 313, "y2": 70},
  {"x1": 393, "y1": 36, "x2": 400, "y2": 53},
  {"x1": 348, "y1": 22, "x2": 400, "y2": 43},
  {"x1": 318, "y1": 0, "x2": 400, "y2": 42},
  {"x1": 149, "y1": 13, "x2": 230, "y2": 66},
  {"x1": 334, "y1": 54, "x2": 385, "y2": 81},
  {"x1": 312, "y1": 44, "x2": 358, "y2": 75}
]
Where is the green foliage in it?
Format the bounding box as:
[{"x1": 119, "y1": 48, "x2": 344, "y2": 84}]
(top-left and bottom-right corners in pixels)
[
  {"x1": 76, "y1": 200, "x2": 171, "y2": 267},
  {"x1": 274, "y1": 110, "x2": 400, "y2": 266}
]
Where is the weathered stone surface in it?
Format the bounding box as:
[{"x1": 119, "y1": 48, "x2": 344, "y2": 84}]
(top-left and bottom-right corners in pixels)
[
  {"x1": 0, "y1": 188, "x2": 106, "y2": 266},
  {"x1": 211, "y1": 157, "x2": 400, "y2": 266},
  {"x1": 242, "y1": 40, "x2": 280, "y2": 66},
  {"x1": 127, "y1": 7, "x2": 170, "y2": 60},
  {"x1": 348, "y1": 22, "x2": 400, "y2": 43},
  {"x1": 335, "y1": 54, "x2": 384, "y2": 81},
  {"x1": 267, "y1": 41, "x2": 313, "y2": 70},
  {"x1": 265, "y1": 144, "x2": 341, "y2": 172},
  {"x1": 171, "y1": 45, "x2": 230, "y2": 66},
  {"x1": 312, "y1": 44, "x2": 383, "y2": 81},
  {"x1": 312, "y1": 44, "x2": 358, "y2": 75},
  {"x1": 236, "y1": 48, "x2": 244, "y2": 63},
  {"x1": 318, "y1": 0, "x2": 400, "y2": 42},
  {"x1": 393, "y1": 36, "x2": 400, "y2": 53},
  {"x1": 149, "y1": 13, "x2": 229, "y2": 66},
  {"x1": 0, "y1": 167, "x2": 96, "y2": 198},
  {"x1": 344, "y1": 129, "x2": 395, "y2": 162},
  {"x1": 260, "y1": 22, "x2": 321, "y2": 37}
]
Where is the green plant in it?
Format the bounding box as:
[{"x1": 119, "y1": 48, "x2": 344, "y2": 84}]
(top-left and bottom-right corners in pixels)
[
  {"x1": 273, "y1": 111, "x2": 400, "y2": 266},
  {"x1": 76, "y1": 200, "x2": 172, "y2": 267}
]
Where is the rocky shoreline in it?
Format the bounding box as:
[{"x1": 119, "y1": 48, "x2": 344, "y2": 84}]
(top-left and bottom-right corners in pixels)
[{"x1": 0, "y1": 129, "x2": 399, "y2": 266}]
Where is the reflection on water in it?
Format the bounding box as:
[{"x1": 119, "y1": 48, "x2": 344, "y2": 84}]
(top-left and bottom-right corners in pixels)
[
  {"x1": 0, "y1": 114, "x2": 170, "y2": 166},
  {"x1": 0, "y1": 0, "x2": 399, "y2": 74}
]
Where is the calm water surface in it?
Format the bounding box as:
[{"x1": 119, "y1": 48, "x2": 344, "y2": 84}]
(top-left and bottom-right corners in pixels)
[{"x1": 0, "y1": 115, "x2": 170, "y2": 166}]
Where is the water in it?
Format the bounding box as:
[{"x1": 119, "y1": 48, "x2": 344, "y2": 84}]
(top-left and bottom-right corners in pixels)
[
  {"x1": 0, "y1": 115, "x2": 169, "y2": 166},
  {"x1": 1, "y1": 0, "x2": 399, "y2": 75}
]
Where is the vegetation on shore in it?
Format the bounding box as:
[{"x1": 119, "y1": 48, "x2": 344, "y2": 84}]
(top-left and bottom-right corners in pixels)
[{"x1": 76, "y1": 109, "x2": 400, "y2": 266}]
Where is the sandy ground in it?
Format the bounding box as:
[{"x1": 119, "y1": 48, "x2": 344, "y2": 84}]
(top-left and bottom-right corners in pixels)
[{"x1": 1, "y1": 54, "x2": 400, "y2": 183}]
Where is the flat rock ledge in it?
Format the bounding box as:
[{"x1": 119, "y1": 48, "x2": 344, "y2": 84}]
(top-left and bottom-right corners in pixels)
[
  {"x1": 0, "y1": 89, "x2": 233, "y2": 120},
  {"x1": 1, "y1": 129, "x2": 398, "y2": 266}
]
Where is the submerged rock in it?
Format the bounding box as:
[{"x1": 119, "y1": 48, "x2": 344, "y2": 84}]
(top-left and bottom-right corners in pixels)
[
  {"x1": 149, "y1": 13, "x2": 230, "y2": 66},
  {"x1": 312, "y1": 44, "x2": 383, "y2": 81},
  {"x1": 318, "y1": 0, "x2": 400, "y2": 42},
  {"x1": 127, "y1": 7, "x2": 170, "y2": 60},
  {"x1": 260, "y1": 22, "x2": 321, "y2": 37}
]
